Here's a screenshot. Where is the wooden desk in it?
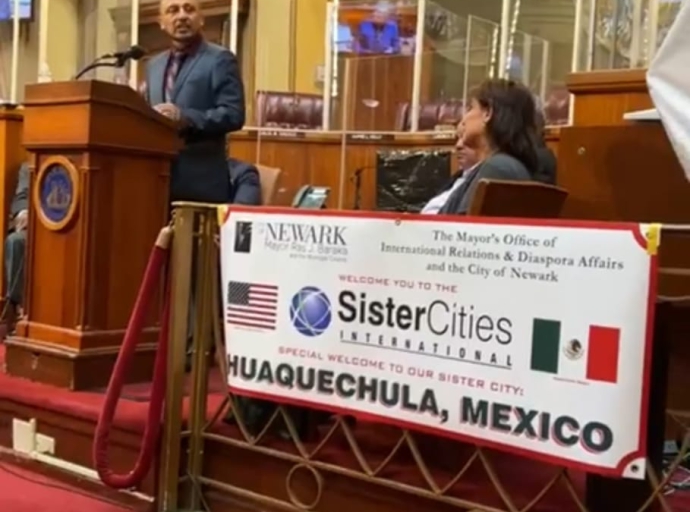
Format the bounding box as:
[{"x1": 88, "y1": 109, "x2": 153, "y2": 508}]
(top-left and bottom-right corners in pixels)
[
  {"x1": 229, "y1": 127, "x2": 562, "y2": 209},
  {"x1": 567, "y1": 69, "x2": 652, "y2": 126},
  {"x1": 228, "y1": 129, "x2": 458, "y2": 210}
]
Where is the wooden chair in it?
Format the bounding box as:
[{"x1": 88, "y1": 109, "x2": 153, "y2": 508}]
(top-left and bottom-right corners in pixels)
[
  {"x1": 468, "y1": 179, "x2": 568, "y2": 218},
  {"x1": 256, "y1": 165, "x2": 283, "y2": 205}
]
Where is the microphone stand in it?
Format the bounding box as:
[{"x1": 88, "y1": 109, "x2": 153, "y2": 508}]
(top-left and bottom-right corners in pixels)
[{"x1": 74, "y1": 58, "x2": 126, "y2": 80}]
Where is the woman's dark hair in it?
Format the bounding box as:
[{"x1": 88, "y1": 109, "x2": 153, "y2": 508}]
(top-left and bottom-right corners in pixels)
[{"x1": 470, "y1": 79, "x2": 539, "y2": 174}]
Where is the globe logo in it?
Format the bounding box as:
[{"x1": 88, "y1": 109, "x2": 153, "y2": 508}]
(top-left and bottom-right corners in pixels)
[{"x1": 289, "y1": 287, "x2": 332, "y2": 337}]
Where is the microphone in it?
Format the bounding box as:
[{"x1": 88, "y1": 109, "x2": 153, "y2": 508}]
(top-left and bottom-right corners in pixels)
[
  {"x1": 74, "y1": 45, "x2": 147, "y2": 80},
  {"x1": 105, "y1": 45, "x2": 147, "y2": 67}
]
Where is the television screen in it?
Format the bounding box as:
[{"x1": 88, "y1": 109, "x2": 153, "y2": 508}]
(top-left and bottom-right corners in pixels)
[
  {"x1": 336, "y1": 1, "x2": 416, "y2": 55},
  {"x1": 0, "y1": 0, "x2": 33, "y2": 21}
]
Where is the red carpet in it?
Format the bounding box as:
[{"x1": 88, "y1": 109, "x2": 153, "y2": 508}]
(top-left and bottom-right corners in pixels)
[
  {"x1": 0, "y1": 462, "x2": 135, "y2": 511},
  {"x1": 0, "y1": 344, "x2": 689, "y2": 511}
]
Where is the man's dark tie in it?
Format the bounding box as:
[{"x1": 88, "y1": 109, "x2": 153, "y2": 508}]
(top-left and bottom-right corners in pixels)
[{"x1": 164, "y1": 53, "x2": 183, "y2": 103}]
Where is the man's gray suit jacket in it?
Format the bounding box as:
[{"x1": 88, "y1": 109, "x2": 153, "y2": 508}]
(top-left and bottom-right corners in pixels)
[
  {"x1": 228, "y1": 158, "x2": 262, "y2": 206},
  {"x1": 145, "y1": 41, "x2": 246, "y2": 203}
]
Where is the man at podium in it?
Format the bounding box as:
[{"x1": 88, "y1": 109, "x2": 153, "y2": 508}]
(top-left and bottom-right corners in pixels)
[{"x1": 143, "y1": 0, "x2": 246, "y2": 203}]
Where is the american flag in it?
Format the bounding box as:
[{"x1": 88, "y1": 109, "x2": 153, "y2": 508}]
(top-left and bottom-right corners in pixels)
[{"x1": 226, "y1": 281, "x2": 278, "y2": 330}]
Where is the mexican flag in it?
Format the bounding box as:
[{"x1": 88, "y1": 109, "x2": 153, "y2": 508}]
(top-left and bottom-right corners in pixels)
[{"x1": 530, "y1": 318, "x2": 621, "y2": 384}]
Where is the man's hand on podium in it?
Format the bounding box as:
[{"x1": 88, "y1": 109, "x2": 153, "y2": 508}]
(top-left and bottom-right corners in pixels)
[{"x1": 154, "y1": 103, "x2": 181, "y2": 121}]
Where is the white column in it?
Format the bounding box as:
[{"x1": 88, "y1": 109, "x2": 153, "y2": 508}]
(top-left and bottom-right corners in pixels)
[
  {"x1": 322, "y1": 1, "x2": 334, "y2": 130},
  {"x1": 462, "y1": 15, "x2": 473, "y2": 105},
  {"x1": 646, "y1": 0, "x2": 660, "y2": 64},
  {"x1": 586, "y1": 0, "x2": 597, "y2": 70},
  {"x1": 38, "y1": 0, "x2": 50, "y2": 77},
  {"x1": 522, "y1": 33, "x2": 532, "y2": 85},
  {"x1": 9, "y1": 0, "x2": 20, "y2": 103},
  {"x1": 629, "y1": 0, "x2": 643, "y2": 67},
  {"x1": 498, "y1": 0, "x2": 511, "y2": 78},
  {"x1": 409, "y1": 0, "x2": 427, "y2": 131},
  {"x1": 540, "y1": 40, "x2": 549, "y2": 100},
  {"x1": 230, "y1": 0, "x2": 239, "y2": 53},
  {"x1": 571, "y1": 0, "x2": 584, "y2": 71},
  {"x1": 129, "y1": 0, "x2": 141, "y2": 89}
]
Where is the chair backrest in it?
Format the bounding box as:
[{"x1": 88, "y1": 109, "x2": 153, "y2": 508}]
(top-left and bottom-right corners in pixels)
[
  {"x1": 256, "y1": 165, "x2": 283, "y2": 205},
  {"x1": 255, "y1": 91, "x2": 324, "y2": 129},
  {"x1": 395, "y1": 99, "x2": 464, "y2": 131},
  {"x1": 468, "y1": 179, "x2": 568, "y2": 218}
]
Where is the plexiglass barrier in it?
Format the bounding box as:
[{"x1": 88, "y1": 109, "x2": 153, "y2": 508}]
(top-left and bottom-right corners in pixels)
[
  {"x1": 2, "y1": 0, "x2": 682, "y2": 119},
  {"x1": 324, "y1": 0, "x2": 563, "y2": 130},
  {"x1": 243, "y1": 51, "x2": 459, "y2": 212},
  {"x1": 577, "y1": 0, "x2": 681, "y2": 71},
  {"x1": 79, "y1": 0, "x2": 134, "y2": 84},
  {"x1": 4, "y1": 0, "x2": 239, "y2": 102},
  {"x1": 2, "y1": 0, "x2": 39, "y2": 103},
  {"x1": 0, "y1": 11, "x2": 15, "y2": 102},
  {"x1": 422, "y1": 0, "x2": 501, "y2": 103}
]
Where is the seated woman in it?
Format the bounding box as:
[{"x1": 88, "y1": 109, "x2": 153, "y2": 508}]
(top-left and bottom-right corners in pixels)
[{"x1": 439, "y1": 79, "x2": 539, "y2": 215}]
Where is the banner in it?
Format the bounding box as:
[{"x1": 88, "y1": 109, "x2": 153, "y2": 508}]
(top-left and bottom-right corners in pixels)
[{"x1": 219, "y1": 208, "x2": 658, "y2": 478}]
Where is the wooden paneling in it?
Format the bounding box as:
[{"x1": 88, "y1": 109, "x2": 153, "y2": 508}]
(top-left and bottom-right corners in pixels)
[
  {"x1": 567, "y1": 69, "x2": 652, "y2": 126},
  {"x1": 338, "y1": 53, "x2": 433, "y2": 131}
]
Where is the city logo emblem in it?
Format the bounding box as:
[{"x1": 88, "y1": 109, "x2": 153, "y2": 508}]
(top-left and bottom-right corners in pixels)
[{"x1": 36, "y1": 160, "x2": 78, "y2": 231}]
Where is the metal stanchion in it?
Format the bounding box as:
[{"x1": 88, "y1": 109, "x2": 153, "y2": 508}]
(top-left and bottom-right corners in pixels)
[
  {"x1": 157, "y1": 207, "x2": 195, "y2": 512},
  {"x1": 186, "y1": 208, "x2": 216, "y2": 510}
]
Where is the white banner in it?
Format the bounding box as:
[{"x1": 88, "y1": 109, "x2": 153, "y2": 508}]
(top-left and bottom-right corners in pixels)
[{"x1": 220, "y1": 208, "x2": 658, "y2": 478}]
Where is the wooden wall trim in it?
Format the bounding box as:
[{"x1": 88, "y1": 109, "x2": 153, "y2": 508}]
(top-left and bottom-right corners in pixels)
[{"x1": 567, "y1": 69, "x2": 648, "y2": 95}]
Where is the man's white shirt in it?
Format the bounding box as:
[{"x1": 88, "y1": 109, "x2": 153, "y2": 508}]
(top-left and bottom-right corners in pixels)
[{"x1": 421, "y1": 164, "x2": 477, "y2": 214}]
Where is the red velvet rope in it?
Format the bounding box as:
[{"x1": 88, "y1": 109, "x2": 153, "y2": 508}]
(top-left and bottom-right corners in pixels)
[{"x1": 93, "y1": 233, "x2": 171, "y2": 489}]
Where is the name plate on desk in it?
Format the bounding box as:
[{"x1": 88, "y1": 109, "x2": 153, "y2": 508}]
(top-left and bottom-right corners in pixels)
[
  {"x1": 260, "y1": 130, "x2": 306, "y2": 139},
  {"x1": 220, "y1": 207, "x2": 659, "y2": 480},
  {"x1": 346, "y1": 133, "x2": 395, "y2": 142},
  {"x1": 431, "y1": 132, "x2": 456, "y2": 141}
]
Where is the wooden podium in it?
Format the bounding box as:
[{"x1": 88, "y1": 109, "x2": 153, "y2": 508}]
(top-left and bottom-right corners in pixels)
[{"x1": 4, "y1": 80, "x2": 181, "y2": 390}]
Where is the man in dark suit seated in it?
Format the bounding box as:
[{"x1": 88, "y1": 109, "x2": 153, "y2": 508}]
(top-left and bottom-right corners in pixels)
[
  {"x1": 4, "y1": 163, "x2": 29, "y2": 331},
  {"x1": 190, "y1": 159, "x2": 260, "y2": 365},
  {"x1": 228, "y1": 158, "x2": 262, "y2": 206},
  {"x1": 422, "y1": 127, "x2": 480, "y2": 214},
  {"x1": 358, "y1": 1, "x2": 401, "y2": 54}
]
